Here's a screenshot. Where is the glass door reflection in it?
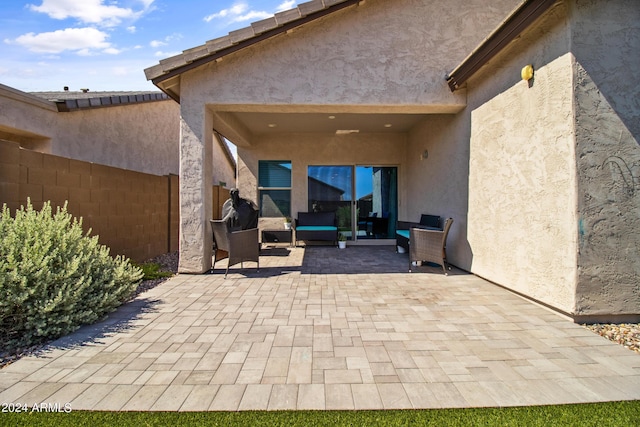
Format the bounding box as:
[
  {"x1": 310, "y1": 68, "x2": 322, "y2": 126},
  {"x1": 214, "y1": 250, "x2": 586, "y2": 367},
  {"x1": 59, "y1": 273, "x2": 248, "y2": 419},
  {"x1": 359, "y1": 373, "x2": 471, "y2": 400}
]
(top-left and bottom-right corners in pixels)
[
  {"x1": 308, "y1": 165, "x2": 353, "y2": 240},
  {"x1": 355, "y1": 166, "x2": 397, "y2": 240},
  {"x1": 308, "y1": 165, "x2": 397, "y2": 241}
]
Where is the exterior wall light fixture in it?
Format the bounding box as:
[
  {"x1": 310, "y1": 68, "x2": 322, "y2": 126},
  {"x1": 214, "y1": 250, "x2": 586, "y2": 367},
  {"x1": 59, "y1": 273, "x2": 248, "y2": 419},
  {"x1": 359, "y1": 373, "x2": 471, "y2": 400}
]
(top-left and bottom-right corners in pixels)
[
  {"x1": 421, "y1": 150, "x2": 429, "y2": 160},
  {"x1": 521, "y1": 64, "x2": 534, "y2": 81}
]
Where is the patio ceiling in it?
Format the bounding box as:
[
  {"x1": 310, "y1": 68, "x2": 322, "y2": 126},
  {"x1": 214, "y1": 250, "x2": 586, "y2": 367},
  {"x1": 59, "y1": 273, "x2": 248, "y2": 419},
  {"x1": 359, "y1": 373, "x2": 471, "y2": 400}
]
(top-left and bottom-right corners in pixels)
[
  {"x1": 208, "y1": 104, "x2": 464, "y2": 145},
  {"x1": 223, "y1": 111, "x2": 429, "y2": 136}
]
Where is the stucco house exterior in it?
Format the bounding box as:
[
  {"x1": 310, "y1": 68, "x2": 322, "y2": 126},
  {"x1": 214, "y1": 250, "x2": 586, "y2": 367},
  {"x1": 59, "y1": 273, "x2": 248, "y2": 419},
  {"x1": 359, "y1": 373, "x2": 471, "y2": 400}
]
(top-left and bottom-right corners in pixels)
[
  {"x1": 145, "y1": 0, "x2": 639, "y2": 322},
  {"x1": 0, "y1": 83, "x2": 235, "y2": 184},
  {"x1": 0, "y1": 83, "x2": 236, "y2": 260},
  {"x1": 0, "y1": 84, "x2": 179, "y2": 176}
]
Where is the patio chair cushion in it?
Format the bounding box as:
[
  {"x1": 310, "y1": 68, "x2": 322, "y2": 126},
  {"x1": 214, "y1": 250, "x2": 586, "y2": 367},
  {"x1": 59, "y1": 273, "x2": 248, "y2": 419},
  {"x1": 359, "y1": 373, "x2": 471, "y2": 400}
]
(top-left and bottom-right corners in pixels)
[
  {"x1": 419, "y1": 214, "x2": 441, "y2": 229},
  {"x1": 396, "y1": 230, "x2": 410, "y2": 239},
  {"x1": 296, "y1": 225, "x2": 338, "y2": 231},
  {"x1": 297, "y1": 212, "x2": 336, "y2": 227},
  {"x1": 396, "y1": 214, "x2": 443, "y2": 252}
]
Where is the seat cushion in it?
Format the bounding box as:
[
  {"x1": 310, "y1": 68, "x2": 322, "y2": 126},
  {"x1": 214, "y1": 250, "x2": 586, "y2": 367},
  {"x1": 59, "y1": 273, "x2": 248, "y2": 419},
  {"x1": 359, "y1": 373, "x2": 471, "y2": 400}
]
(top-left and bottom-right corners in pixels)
[
  {"x1": 297, "y1": 212, "x2": 336, "y2": 227},
  {"x1": 296, "y1": 226, "x2": 338, "y2": 231},
  {"x1": 396, "y1": 230, "x2": 410, "y2": 239},
  {"x1": 419, "y1": 214, "x2": 441, "y2": 228}
]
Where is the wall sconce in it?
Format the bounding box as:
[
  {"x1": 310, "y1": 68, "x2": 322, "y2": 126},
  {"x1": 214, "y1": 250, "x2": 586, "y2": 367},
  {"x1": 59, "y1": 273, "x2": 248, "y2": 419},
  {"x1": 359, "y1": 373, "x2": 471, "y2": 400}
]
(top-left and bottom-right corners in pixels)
[
  {"x1": 420, "y1": 150, "x2": 429, "y2": 161},
  {"x1": 521, "y1": 64, "x2": 534, "y2": 82}
]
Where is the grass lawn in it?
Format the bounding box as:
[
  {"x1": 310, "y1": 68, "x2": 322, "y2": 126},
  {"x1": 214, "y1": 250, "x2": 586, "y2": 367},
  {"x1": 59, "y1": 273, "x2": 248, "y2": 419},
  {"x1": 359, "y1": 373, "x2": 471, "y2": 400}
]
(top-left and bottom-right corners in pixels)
[{"x1": 1, "y1": 401, "x2": 638, "y2": 426}]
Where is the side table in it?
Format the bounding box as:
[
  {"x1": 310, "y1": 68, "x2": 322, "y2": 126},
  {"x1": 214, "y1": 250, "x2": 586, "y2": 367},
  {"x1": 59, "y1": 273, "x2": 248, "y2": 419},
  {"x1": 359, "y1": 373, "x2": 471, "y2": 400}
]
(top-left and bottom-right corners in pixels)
[{"x1": 261, "y1": 229, "x2": 293, "y2": 247}]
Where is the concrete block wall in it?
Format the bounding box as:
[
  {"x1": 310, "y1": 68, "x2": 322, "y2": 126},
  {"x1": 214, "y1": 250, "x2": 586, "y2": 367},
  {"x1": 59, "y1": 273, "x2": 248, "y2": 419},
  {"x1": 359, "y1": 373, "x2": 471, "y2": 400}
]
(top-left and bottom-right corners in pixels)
[{"x1": 0, "y1": 139, "x2": 177, "y2": 262}]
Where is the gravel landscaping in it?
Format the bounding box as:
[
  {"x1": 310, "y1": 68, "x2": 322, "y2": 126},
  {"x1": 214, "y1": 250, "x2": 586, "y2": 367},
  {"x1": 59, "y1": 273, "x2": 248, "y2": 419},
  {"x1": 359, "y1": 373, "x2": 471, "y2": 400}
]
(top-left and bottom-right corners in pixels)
[{"x1": 584, "y1": 323, "x2": 640, "y2": 354}]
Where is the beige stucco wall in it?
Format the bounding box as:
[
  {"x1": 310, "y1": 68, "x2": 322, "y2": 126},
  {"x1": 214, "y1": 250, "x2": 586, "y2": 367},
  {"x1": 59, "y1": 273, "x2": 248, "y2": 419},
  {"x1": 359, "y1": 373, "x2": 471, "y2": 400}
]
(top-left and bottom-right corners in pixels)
[
  {"x1": 467, "y1": 56, "x2": 578, "y2": 313},
  {"x1": 0, "y1": 85, "x2": 57, "y2": 152},
  {"x1": 176, "y1": 0, "x2": 521, "y2": 271},
  {"x1": 464, "y1": 0, "x2": 640, "y2": 319},
  {"x1": 0, "y1": 85, "x2": 181, "y2": 177},
  {"x1": 465, "y1": 2, "x2": 578, "y2": 314},
  {"x1": 53, "y1": 101, "x2": 180, "y2": 176},
  {"x1": 406, "y1": 114, "x2": 472, "y2": 269},
  {"x1": 465, "y1": 5, "x2": 578, "y2": 313},
  {"x1": 176, "y1": 97, "x2": 215, "y2": 273},
  {"x1": 212, "y1": 135, "x2": 235, "y2": 189},
  {"x1": 184, "y1": 0, "x2": 522, "y2": 137},
  {"x1": 570, "y1": 0, "x2": 640, "y2": 320}
]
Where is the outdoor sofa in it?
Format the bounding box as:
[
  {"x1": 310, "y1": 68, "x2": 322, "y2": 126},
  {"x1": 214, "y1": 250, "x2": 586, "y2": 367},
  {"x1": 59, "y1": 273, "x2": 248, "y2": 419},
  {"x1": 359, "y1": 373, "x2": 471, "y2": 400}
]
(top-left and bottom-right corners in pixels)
[{"x1": 294, "y1": 212, "x2": 338, "y2": 246}]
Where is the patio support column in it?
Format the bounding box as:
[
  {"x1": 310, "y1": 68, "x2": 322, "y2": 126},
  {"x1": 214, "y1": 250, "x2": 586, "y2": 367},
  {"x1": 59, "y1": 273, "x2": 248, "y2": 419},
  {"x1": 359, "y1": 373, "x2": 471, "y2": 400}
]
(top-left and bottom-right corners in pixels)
[{"x1": 178, "y1": 102, "x2": 213, "y2": 273}]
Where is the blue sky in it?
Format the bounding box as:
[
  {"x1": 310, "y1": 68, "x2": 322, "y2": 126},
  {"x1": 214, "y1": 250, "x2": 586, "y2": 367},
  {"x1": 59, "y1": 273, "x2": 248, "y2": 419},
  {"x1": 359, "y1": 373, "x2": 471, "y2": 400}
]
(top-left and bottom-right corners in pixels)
[{"x1": 1, "y1": 0, "x2": 301, "y2": 92}]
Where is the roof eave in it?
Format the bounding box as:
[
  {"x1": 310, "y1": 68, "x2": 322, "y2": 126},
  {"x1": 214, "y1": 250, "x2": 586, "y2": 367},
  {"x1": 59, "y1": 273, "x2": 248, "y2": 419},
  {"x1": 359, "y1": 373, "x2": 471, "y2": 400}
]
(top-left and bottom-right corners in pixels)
[
  {"x1": 52, "y1": 92, "x2": 171, "y2": 112},
  {"x1": 148, "y1": 0, "x2": 362, "y2": 100},
  {"x1": 446, "y1": 0, "x2": 559, "y2": 92}
]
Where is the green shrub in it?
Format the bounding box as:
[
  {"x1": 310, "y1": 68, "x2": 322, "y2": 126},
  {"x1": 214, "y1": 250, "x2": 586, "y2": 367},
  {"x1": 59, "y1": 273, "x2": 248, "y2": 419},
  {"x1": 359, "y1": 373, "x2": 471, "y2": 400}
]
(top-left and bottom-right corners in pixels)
[
  {"x1": 0, "y1": 200, "x2": 143, "y2": 352},
  {"x1": 135, "y1": 262, "x2": 173, "y2": 280}
]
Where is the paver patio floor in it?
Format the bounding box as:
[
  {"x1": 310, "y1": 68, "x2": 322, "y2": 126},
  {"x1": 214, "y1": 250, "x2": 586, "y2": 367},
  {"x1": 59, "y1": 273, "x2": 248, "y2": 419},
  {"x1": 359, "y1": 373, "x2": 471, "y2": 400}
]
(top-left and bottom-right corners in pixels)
[{"x1": 1, "y1": 246, "x2": 638, "y2": 411}]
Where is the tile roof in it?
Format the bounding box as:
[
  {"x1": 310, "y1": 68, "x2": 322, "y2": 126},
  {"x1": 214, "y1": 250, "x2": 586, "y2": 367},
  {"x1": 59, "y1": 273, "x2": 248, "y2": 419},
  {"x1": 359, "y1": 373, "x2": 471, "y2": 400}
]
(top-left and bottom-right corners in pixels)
[
  {"x1": 144, "y1": 0, "x2": 358, "y2": 83},
  {"x1": 29, "y1": 91, "x2": 171, "y2": 112}
]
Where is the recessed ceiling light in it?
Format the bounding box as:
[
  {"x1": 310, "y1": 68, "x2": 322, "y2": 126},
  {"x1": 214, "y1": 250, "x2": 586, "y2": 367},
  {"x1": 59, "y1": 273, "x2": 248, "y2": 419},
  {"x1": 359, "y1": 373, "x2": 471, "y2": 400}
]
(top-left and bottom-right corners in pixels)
[
  {"x1": 384, "y1": 124, "x2": 392, "y2": 128},
  {"x1": 328, "y1": 115, "x2": 336, "y2": 119},
  {"x1": 267, "y1": 123, "x2": 277, "y2": 128}
]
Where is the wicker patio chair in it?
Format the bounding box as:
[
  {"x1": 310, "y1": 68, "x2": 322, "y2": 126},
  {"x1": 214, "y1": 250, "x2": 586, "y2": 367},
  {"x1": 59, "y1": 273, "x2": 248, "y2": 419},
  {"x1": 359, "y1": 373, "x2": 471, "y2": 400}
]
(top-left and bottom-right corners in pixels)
[
  {"x1": 409, "y1": 218, "x2": 453, "y2": 274},
  {"x1": 210, "y1": 219, "x2": 260, "y2": 278}
]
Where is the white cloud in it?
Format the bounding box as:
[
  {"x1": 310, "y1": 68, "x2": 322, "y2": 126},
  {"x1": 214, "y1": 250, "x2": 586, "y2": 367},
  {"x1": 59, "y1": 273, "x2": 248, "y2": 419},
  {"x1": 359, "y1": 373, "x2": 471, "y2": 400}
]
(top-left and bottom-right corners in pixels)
[
  {"x1": 204, "y1": 3, "x2": 248, "y2": 22},
  {"x1": 28, "y1": 0, "x2": 154, "y2": 27},
  {"x1": 10, "y1": 27, "x2": 112, "y2": 54},
  {"x1": 103, "y1": 47, "x2": 121, "y2": 55},
  {"x1": 276, "y1": 1, "x2": 297, "y2": 12},
  {"x1": 204, "y1": 1, "x2": 292, "y2": 24},
  {"x1": 0, "y1": 57, "x2": 158, "y2": 91},
  {"x1": 150, "y1": 33, "x2": 182, "y2": 48},
  {"x1": 154, "y1": 50, "x2": 180, "y2": 58},
  {"x1": 126, "y1": 26, "x2": 137, "y2": 33}
]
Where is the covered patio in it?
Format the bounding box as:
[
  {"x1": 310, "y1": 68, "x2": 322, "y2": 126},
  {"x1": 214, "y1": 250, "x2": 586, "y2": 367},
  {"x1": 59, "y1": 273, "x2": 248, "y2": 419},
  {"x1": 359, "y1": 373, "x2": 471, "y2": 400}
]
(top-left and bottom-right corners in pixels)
[
  {"x1": 144, "y1": 0, "x2": 640, "y2": 322},
  {"x1": 1, "y1": 246, "x2": 638, "y2": 411}
]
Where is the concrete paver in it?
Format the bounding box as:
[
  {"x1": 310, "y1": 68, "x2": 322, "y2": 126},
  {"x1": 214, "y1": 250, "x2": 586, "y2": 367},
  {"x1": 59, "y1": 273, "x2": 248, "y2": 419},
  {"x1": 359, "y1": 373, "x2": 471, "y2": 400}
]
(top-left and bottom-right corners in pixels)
[{"x1": 0, "y1": 246, "x2": 638, "y2": 411}]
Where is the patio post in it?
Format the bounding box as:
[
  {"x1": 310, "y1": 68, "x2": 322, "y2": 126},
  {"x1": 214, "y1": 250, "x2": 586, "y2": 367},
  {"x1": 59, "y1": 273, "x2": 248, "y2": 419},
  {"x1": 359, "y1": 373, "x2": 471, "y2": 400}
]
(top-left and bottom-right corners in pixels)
[{"x1": 178, "y1": 103, "x2": 214, "y2": 273}]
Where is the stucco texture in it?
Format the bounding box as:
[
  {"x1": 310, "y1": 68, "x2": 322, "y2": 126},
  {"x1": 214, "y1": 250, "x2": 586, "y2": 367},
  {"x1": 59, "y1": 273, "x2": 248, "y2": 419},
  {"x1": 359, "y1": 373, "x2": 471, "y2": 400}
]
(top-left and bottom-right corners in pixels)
[
  {"x1": 467, "y1": 3, "x2": 578, "y2": 313},
  {"x1": 406, "y1": 114, "x2": 472, "y2": 270},
  {"x1": 175, "y1": 0, "x2": 521, "y2": 272},
  {"x1": 466, "y1": 0, "x2": 640, "y2": 319},
  {"x1": 571, "y1": 0, "x2": 640, "y2": 319},
  {"x1": 177, "y1": 101, "x2": 215, "y2": 273},
  {"x1": 54, "y1": 101, "x2": 180, "y2": 176},
  {"x1": 469, "y1": 59, "x2": 578, "y2": 313},
  {"x1": 0, "y1": 87, "x2": 180, "y2": 177}
]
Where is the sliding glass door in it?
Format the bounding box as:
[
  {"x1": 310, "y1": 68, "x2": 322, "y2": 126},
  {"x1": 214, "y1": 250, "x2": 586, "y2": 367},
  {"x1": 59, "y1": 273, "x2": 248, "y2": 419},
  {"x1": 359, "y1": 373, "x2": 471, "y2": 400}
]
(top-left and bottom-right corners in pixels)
[
  {"x1": 308, "y1": 165, "x2": 353, "y2": 238},
  {"x1": 308, "y1": 165, "x2": 397, "y2": 241},
  {"x1": 355, "y1": 166, "x2": 397, "y2": 240}
]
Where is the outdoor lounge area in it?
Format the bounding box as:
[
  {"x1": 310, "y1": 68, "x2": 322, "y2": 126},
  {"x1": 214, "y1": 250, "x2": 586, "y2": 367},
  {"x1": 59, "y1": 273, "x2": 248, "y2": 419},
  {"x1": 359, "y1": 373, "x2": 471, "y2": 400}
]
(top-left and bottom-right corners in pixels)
[
  {"x1": 141, "y1": 0, "x2": 639, "y2": 323},
  {"x1": 1, "y1": 246, "x2": 638, "y2": 411}
]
